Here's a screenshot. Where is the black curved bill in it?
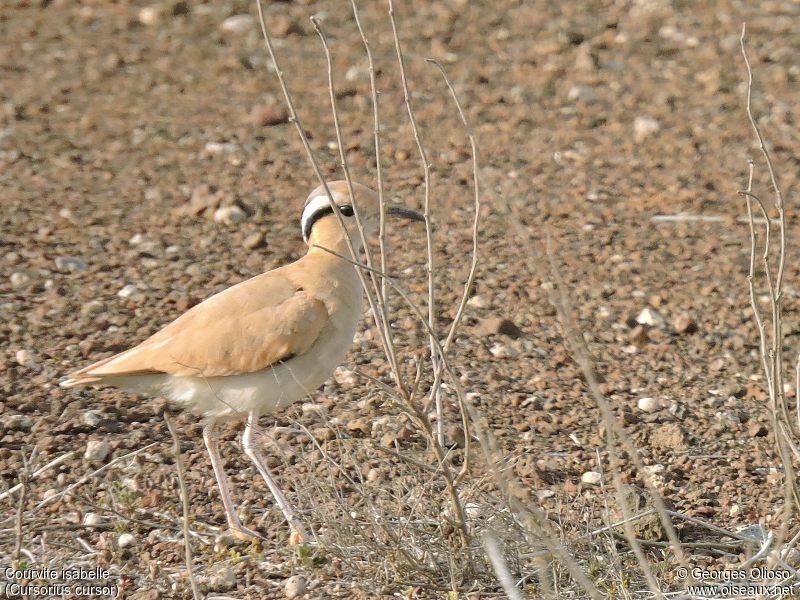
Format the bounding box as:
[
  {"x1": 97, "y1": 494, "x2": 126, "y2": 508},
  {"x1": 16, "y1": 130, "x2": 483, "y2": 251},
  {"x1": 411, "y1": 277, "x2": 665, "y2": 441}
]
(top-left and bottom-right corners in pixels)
[{"x1": 387, "y1": 206, "x2": 425, "y2": 222}]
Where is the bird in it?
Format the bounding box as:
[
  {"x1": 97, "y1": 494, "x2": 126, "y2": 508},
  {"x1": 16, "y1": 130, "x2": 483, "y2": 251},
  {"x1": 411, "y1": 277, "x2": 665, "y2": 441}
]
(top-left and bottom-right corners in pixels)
[{"x1": 61, "y1": 180, "x2": 425, "y2": 543}]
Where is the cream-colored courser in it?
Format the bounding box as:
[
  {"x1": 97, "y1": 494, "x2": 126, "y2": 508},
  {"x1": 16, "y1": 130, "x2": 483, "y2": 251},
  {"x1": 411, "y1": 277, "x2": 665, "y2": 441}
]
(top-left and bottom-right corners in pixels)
[{"x1": 62, "y1": 180, "x2": 424, "y2": 542}]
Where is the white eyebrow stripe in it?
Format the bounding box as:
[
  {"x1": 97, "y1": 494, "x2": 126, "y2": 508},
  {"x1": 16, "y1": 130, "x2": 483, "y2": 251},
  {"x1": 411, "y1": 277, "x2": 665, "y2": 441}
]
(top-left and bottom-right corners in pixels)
[{"x1": 301, "y1": 195, "x2": 333, "y2": 242}]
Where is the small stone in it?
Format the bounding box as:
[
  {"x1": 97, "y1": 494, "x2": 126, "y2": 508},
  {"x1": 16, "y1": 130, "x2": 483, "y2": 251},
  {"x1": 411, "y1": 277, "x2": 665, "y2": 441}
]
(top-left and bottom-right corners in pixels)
[
  {"x1": 467, "y1": 294, "x2": 489, "y2": 309},
  {"x1": 634, "y1": 116, "x2": 661, "y2": 141},
  {"x1": 445, "y1": 424, "x2": 466, "y2": 448},
  {"x1": 138, "y1": 6, "x2": 161, "y2": 25},
  {"x1": 183, "y1": 184, "x2": 224, "y2": 215},
  {"x1": 118, "y1": 533, "x2": 136, "y2": 548},
  {"x1": 204, "y1": 141, "x2": 239, "y2": 155},
  {"x1": 84, "y1": 440, "x2": 111, "y2": 462},
  {"x1": 81, "y1": 300, "x2": 106, "y2": 315},
  {"x1": 650, "y1": 423, "x2": 688, "y2": 451},
  {"x1": 333, "y1": 366, "x2": 357, "y2": 387},
  {"x1": 271, "y1": 14, "x2": 301, "y2": 38},
  {"x1": 201, "y1": 566, "x2": 236, "y2": 592},
  {"x1": 489, "y1": 342, "x2": 518, "y2": 358},
  {"x1": 10, "y1": 272, "x2": 30, "y2": 288},
  {"x1": 83, "y1": 513, "x2": 104, "y2": 527},
  {"x1": 637, "y1": 397, "x2": 661, "y2": 413},
  {"x1": 171, "y1": 1, "x2": 189, "y2": 16},
  {"x1": 213, "y1": 205, "x2": 248, "y2": 225},
  {"x1": 628, "y1": 325, "x2": 649, "y2": 344},
  {"x1": 345, "y1": 65, "x2": 370, "y2": 82},
  {"x1": 347, "y1": 418, "x2": 370, "y2": 436},
  {"x1": 54, "y1": 256, "x2": 88, "y2": 272},
  {"x1": 249, "y1": 104, "x2": 289, "y2": 127},
  {"x1": 574, "y1": 42, "x2": 596, "y2": 71},
  {"x1": 15, "y1": 349, "x2": 35, "y2": 367},
  {"x1": 581, "y1": 471, "x2": 602, "y2": 486},
  {"x1": 83, "y1": 411, "x2": 101, "y2": 427},
  {"x1": 668, "y1": 402, "x2": 688, "y2": 420},
  {"x1": 2, "y1": 413, "x2": 33, "y2": 431},
  {"x1": 284, "y1": 575, "x2": 307, "y2": 599},
  {"x1": 475, "y1": 316, "x2": 523, "y2": 338},
  {"x1": 673, "y1": 313, "x2": 697, "y2": 334},
  {"x1": 748, "y1": 421, "x2": 768, "y2": 437},
  {"x1": 367, "y1": 468, "x2": 380, "y2": 482},
  {"x1": 117, "y1": 284, "x2": 141, "y2": 299},
  {"x1": 243, "y1": 231, "x2": 266, "y2": 249},
  {"x1": 220, "y1": 14, "x2": 255, "y2": 35},
  {"x1": 635, "y1": 308, "x2": 665, "y2": 328},
  {"x1": 567, "y1": 85, "x2": 596, "y2": 102}
]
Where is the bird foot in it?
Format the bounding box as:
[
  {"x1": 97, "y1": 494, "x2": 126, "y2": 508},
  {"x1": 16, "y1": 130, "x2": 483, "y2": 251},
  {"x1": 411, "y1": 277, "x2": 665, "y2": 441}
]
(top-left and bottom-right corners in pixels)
[
  {"x1": 289, "y1": 523, "x2": 314, "y2": 546},
  {"x1": 227, "y1": 522, "x2": 266, "y2": 542}
]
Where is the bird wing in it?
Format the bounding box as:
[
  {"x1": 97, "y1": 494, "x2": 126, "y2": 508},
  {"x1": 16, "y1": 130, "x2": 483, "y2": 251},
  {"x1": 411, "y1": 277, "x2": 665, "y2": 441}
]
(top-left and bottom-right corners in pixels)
[{"x1": 65, "y1": 270, "x2": 329, "y2": 381}]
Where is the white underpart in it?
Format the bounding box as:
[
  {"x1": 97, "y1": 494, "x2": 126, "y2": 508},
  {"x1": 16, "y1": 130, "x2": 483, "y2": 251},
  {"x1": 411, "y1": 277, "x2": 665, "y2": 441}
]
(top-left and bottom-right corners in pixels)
[{"x1": 104, "y1": 292, "x2": 363, "y2": 420}]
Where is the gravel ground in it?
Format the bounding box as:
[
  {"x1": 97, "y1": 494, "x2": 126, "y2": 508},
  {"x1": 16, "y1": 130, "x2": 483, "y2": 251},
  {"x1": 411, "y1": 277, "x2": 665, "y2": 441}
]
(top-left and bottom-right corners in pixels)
[{"x1": 3, "y1": 0, "x2": 800, "y2": 598}]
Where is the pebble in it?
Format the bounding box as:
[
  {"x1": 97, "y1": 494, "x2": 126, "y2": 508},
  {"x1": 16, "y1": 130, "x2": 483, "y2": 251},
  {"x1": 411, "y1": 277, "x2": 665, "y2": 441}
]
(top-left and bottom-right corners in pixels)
[
  {"x1": 673, "y1": 313, "x2": 697, "y2": 334},
  {"x1": 213, "y1": 205, "x2": 247, "y2": 225},
  {"x1": 475, "y1": 316, "x2": 523, "y2": 338},
  {"x1": 117, "y1": 284, "x2": 142, "y2": 298},
  {"x1": 201, "y1": 566, "x2": 236, "y2": 592},
  {"x1": 83, "y1": 410, "x2": 101, "y2": 427},
  {"x1": 250, "y1": 104, "x2": 289, "y2": 127},
  {"x1": 15, "y1": 349, "x2": 35, "y2": 367},
  {"x1": 204, "y1": 141, "x2": 239, "y2": 155},
  {"x1": 581, "y1": 471, "x2": 602, "y2": 486},
  {"x1": 345, "y1": 65, "x2": 370, "y2": 82},
  {"x1": 634, "y1": 116, "x2": 661, "y2": 141},
  {"x1": 54, "y1": 256, "x2": 88, "y2": 272},
  {"x1": 220, "y1": 14, "x2": 255, "y2": 35},
  {"x1": 347, "y1": 418, "x2": 370, "y2": 435},
  {"x1": 637, "y1": 397, "x2": 661, "y2": 413},
  {"x1": 10, "y1": 272, "x2": 30, "y2": 288},
  {"x1": 284, "y1": 575, "x2": 307, "y2": 599},
  {"x1": 333, "y1": 366, "x2": 357, "y2": 387},
  {"x1": 2, "y1": 413, "x2": 33, "y2": 431},
  {"x1": 118, "y1": 533, "x2": 136, "y2": 548},
  {"x1": 81, "y1": 300, "x2": 106, "y2": 315},
  {"x1": 83, "y1": 513, "x2": 104, "y2": 527},
  {"x1": 567, "y1": 85, "x2": 596, "y2": 102},
  {"x1": 138, "y1": 6, "x2": 161, "y2": 25},
  {"x1": 635, "y1": 308, "x2": 665, "y2": 328},
  {"x1": 467, "y1": 294, "x2": 490, "y2": 309},
  {"x1": 489, "y1": 342, "x2": 518, "y2": 358},
  {"x1": 84, "y1": 440, "x2": 112, "y2": 462},
  {"x1": 270, "y1": 14, "x2": 301, "y2": 38},
  {"x1": 243, "y1": 231, "x2": 266, "y2": 249}
]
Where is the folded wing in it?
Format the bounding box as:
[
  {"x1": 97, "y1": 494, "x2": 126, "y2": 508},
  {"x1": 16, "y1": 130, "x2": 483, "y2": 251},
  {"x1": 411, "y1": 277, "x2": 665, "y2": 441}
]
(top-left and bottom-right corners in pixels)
[{"x1": 63, "y1": 272, "x2": 329, "y2": 383}]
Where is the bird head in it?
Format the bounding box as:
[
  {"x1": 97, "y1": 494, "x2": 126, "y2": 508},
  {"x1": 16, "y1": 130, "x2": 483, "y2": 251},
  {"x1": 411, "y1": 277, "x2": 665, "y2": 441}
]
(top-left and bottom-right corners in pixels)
[{"x1": 301, "y1": 180, "x2": 424, "y2": 249}]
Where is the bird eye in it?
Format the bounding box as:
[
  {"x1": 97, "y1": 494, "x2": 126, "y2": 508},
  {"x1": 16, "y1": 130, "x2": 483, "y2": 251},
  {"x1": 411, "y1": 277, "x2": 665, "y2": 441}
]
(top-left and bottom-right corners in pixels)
[{"x1": 339, "y1": 205, "x2": 354, "y2": 217}]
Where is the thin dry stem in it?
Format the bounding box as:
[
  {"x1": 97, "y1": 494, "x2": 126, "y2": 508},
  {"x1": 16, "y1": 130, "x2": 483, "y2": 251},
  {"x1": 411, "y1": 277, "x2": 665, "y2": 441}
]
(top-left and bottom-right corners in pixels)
[
  {"x1": 12, "y1": 450, "x2": 31, "y2": 569},
  {"x1": 740, "y1": 23, "x2": 798, "y2": 553},
  {"x1": 387, "y1": 0, "x2": 442, "y2": 446},
  {"x1": 164, "y1": 415, "x2": 200, "y2": 600}
]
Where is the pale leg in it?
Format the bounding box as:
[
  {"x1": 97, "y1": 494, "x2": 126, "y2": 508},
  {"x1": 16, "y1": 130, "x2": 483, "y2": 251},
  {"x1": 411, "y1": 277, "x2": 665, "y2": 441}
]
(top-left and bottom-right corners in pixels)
[
  {"x1": 241, "y1": 411, "x2": 310, "y2": 543},
  {"x1": 203, "y1": 420, "x2": 263, "y2": 540}
]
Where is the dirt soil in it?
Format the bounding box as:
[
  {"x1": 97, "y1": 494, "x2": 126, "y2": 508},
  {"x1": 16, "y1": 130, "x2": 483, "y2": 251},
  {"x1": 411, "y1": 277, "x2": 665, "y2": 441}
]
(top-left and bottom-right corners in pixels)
[{"x1": 3, "y1": 0, "x2": 800, "y2": 598}]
